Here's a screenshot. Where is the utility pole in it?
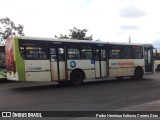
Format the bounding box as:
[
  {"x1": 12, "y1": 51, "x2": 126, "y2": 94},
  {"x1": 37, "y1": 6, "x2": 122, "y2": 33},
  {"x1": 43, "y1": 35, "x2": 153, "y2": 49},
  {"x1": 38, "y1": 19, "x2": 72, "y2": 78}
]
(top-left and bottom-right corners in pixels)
[{"x1": 129, "y1": 36, "x2": 131, "y2": 43}]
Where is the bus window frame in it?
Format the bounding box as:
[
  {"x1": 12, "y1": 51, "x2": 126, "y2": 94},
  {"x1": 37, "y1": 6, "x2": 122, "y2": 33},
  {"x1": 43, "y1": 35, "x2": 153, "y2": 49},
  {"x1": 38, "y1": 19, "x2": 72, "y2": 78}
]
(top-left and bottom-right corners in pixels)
[
  {"x1": 109, "y1": 45, "x2": 122, "y2": 59},
  {"x1": 131, "y1": 46, "x2": 143, "y2": 59},
  {"x1": 67, "y1": 43, "x2": 81, "y2": 60},
  {"x1": 80, "y1": 44, "x2": 94, "y2": 60},
  {"x1": 121, "y1": 45, "x2": 131, "y2": 59},
  {"x1": 19, "y1": 39, "x2": 49, "y2": 60}
]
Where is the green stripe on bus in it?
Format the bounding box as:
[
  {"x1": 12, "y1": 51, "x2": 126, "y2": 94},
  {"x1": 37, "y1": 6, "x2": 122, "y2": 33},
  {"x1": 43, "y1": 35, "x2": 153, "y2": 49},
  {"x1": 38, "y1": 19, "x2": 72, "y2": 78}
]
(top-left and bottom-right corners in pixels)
[{"x1": 14, "y1": 37, "x2": 26, "y2": 81}]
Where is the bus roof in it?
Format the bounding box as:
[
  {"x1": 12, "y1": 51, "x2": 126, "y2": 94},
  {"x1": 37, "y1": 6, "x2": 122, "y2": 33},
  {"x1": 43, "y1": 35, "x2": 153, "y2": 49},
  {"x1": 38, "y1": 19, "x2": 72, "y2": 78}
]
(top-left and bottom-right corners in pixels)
[{"x1": 13, "y1": 36, "x2": 152, "y2": 46}]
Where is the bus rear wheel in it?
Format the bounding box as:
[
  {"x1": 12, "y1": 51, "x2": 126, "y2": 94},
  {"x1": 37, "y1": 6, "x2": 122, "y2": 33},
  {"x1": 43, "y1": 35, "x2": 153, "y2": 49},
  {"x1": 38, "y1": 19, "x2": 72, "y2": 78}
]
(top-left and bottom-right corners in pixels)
[
  {"x1": 70, "y1": 70, "x2": 84, "y2": 86},
  {"x1": 133, "y1": 67, "x2": 144, "y2": 80}
]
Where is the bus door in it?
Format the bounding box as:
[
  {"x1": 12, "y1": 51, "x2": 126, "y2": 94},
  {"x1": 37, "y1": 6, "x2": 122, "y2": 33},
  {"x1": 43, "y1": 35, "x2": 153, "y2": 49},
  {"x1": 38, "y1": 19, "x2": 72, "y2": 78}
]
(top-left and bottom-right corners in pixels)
[
  {"x1": 144, "y1": 46, "x2": 154, "y2": 73},
  {"x1": 95, "y1": 47, "x2": 108, "y2": 78},
  {"x1": 50, "y1": 45, "x2": 66, "y2": 81}
]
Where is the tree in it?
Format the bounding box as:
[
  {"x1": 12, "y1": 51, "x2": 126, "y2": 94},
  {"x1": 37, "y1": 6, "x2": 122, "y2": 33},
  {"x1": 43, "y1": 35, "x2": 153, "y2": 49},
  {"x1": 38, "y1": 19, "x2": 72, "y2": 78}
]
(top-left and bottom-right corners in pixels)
[
  {"x1": 55, "y1": 27, "x2": 92, "y2": 40},
  {"x1": 55, "y1": 34, "x2": 69, "y2": 39},
  {"x1": 0, "y1": 17, "x2": 25, "y2": 45}
]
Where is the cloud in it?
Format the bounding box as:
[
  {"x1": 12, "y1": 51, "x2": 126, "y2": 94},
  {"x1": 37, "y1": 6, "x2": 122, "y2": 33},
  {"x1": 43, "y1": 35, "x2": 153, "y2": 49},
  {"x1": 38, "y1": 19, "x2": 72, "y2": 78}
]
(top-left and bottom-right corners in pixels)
[
  {"x1": 119, "y1": 4, "x2": 147, "y2": 18},
  {"x1": 1, "y1": 0, "x2": 159, "y2": 44},
  {"x1": 64, "y1": 0, "x2": 92, "y2": 7},
  {"x1": 120, "y1": 25, "x2": 140, "y2": 30}
]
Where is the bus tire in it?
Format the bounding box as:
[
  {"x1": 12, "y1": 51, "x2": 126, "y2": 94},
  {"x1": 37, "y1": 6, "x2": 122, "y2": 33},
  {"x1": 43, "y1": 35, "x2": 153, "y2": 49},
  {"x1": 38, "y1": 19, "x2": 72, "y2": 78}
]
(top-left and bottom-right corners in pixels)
[
  {"x1": 133, "y1": 67, "x2": 144, "y2": 80},
  {"x1": 70, "y1": 70, "x2": 84, "y2": 86}
]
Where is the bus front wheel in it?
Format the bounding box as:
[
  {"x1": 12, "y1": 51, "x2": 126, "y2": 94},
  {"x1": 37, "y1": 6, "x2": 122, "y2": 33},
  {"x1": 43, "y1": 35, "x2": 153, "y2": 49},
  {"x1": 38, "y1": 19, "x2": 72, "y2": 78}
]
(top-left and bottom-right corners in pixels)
[
  {"x1": 70, "y1": 70, "x2": 84, "y2": 86},
  {"x1": 133, "y1": 67, "x2": 144, "y2": 80}
]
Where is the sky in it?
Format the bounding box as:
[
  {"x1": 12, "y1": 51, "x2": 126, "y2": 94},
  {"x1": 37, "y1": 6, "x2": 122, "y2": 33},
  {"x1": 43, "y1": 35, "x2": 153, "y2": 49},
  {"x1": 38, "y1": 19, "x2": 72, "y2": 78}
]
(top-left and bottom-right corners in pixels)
[{"x1": 1, "y1": 0, "x2": 160, "y2": 45}]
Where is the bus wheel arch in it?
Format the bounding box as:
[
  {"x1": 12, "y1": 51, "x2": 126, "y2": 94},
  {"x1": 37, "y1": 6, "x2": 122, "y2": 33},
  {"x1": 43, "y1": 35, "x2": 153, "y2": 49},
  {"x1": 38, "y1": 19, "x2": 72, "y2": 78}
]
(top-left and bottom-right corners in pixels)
[
  {"x1": 70, "y1": 69, "x2": 85, "y2": 86},
  {"x1": 133, "y1": 66, "x2": 144, "y2": 80},
  {"x1": 157, "y1": 65, "x2": 160, "y2": 71}
]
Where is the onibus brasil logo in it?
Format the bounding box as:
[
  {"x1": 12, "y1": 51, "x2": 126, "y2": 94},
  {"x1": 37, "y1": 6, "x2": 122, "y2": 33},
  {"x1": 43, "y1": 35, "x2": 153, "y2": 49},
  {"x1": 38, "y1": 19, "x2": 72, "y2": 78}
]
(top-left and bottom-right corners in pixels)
[{"x1": 2, "y1": 112, "x2": 42, "y2": 118}]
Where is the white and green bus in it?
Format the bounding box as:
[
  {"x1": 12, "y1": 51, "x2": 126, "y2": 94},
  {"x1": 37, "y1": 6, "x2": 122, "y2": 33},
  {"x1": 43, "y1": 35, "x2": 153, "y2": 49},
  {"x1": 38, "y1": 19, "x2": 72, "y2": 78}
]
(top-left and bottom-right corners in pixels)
[{"x1": 5, "y1": 36, "x2": 154, "y2": 85}]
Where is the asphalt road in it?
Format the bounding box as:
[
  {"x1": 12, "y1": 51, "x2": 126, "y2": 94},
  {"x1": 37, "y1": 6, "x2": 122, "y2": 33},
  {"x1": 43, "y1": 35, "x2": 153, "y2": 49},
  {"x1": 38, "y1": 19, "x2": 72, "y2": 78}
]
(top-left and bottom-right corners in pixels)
[{"x1": 0, "y1": 72, "x2": 160, "y2": 119}]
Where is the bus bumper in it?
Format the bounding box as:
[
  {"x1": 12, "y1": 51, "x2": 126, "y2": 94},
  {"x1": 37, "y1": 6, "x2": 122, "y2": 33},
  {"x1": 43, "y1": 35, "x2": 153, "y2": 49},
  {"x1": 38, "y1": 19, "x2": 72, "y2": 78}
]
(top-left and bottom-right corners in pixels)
[{"x1": 6, "y1": 72, "x2": 19, "y2": 81}]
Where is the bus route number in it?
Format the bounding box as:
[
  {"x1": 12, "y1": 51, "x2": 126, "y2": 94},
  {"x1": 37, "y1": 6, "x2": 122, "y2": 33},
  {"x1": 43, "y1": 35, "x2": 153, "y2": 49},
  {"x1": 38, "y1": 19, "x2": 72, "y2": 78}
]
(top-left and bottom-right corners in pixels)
[{"x1": 27, "y1": 67, "x2": 42, "y2": 71}]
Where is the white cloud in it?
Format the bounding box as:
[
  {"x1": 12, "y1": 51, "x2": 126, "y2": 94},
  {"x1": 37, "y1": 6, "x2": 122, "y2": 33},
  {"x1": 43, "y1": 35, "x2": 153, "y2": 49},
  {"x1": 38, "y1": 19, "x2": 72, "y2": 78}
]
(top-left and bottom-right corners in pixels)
[{"x1": 1, "y1": 0, "x2": 160, "y2": 44}]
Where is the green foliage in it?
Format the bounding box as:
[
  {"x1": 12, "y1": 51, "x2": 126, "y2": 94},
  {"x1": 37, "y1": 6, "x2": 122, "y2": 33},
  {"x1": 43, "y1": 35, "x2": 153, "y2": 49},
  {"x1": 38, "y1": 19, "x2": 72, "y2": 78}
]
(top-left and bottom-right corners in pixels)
[
  {"x1": 55, "y1": 27, "x2": 92, "y2": 40},
  {"x1": 55, "y1": 34, "x2": 69, "y2": 39},
  {"x1": 0, "y1": 17, "x2": 25, "y2": 44}
]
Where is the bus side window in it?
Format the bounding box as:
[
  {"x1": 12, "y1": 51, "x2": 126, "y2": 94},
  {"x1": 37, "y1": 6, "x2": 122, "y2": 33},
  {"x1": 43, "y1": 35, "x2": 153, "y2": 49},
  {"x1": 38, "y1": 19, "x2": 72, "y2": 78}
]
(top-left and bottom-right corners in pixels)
[
  {"x1": 132, "y1": 46, "x2": 143, "y2": 59},
  {"x1": 101, "y1": 49, "x2": 107, "y2": 61},
  {"x1": 19, "y1": 41, "x2": 48, "y2": 60},
  {"x1": 122, "y1": 46, "x2": 131, "y2": 59},
  {"x1": 109, "y1": 45, "x2": 121, "y2": 59},
  {"x1": 81, "y1": 45, "x2": 93, "y2": 59},
  {"x1": 58, "y1": 48, "x2": 65, "y2": 61},
  {"x1": 50, "y1": 48, "x2": 57, "y2": 61},
  {"x1": 68, "y1": 48, "x2": 80, "y2": 60},
  {"x1": 94, "y1": 49, "x2": 99, "y2": 60}
]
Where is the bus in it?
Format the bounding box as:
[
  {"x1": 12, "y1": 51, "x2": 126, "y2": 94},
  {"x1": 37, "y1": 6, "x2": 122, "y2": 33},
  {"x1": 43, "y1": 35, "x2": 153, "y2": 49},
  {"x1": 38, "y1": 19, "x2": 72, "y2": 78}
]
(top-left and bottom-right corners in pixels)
[
  {"x1": 5, "y1": 36, "x2": 154, "y2": 85},
  {"x1": 0, "y1": 45, "x2": 6, "y2": 79},
  {"x1": 154, "y1": 52, "x2": 160, "y2": 71}
]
